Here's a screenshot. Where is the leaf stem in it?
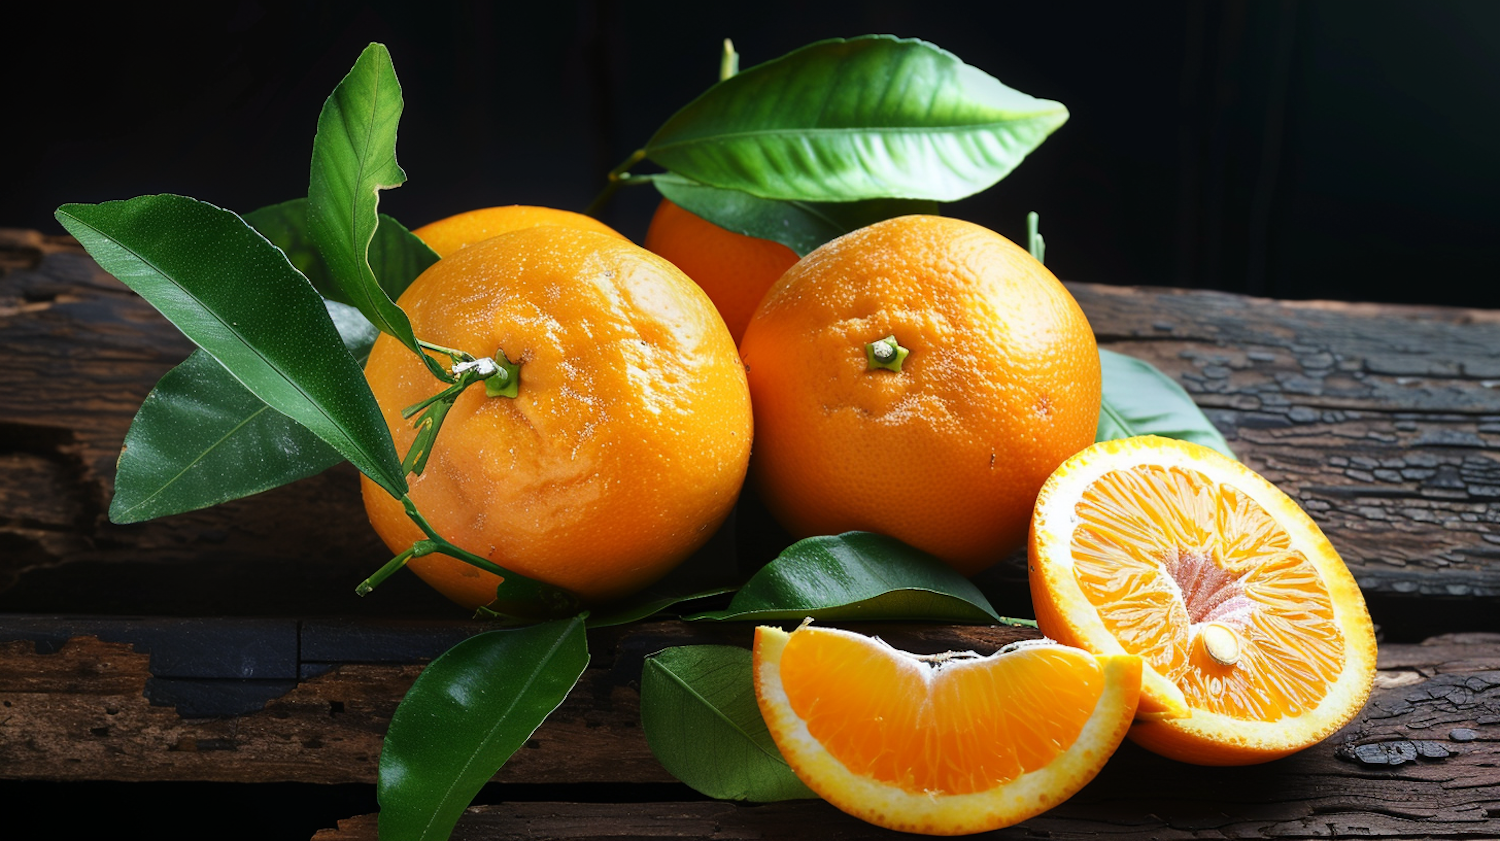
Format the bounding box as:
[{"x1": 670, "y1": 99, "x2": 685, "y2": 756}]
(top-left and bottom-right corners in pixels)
[
  {"x1": 720, "y1": 39, "x2": 739, "y2": 81},
  {"x1": 356, "y1": 544, "x2": 417, "y2": 596},
  {"x1": 585, "y1": 149, "x2": 648, "y2": 217},
  {"x1": 419, "y1": 340, "x2": 477, "y2": 365},
  {"x1": 398, "y1": 356, "x2": 513, "y2": 475},
  {"x1": 399, "y1": 495, "x2": 583, "y2": 619},
  {"x1": 1027, "y1": 211, "x2": 1045, "y2": 265}
]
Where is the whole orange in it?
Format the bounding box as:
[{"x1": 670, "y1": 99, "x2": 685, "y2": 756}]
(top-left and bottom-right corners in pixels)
[
  {"x1": 644, "y1": 198, "x2": 799, "y2": 344},
  {"x1": 739, "y1": 214, "x2": 1100, "y2": 576},
  {"x1": 412, "y1": 204, "x2": 625, "y2": 258},
  {"x1": 361, "y1": 226, "x2": 753, "y2": 609}
]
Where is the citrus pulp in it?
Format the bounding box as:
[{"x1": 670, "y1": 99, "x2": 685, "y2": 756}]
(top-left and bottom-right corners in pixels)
[
  {"x1": 1028, "y1": 435, "x2": 1378, "y2": 764},
  {"x1": 754, "y1": 623, "x2": 1141, "y2": 835}
]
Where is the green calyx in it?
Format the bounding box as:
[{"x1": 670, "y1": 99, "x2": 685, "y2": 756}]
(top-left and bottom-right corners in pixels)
[
  {"x1": 484, "y1": 349, "x2": 521, "y2": 398},
  {"x1": 865, "y1": 335, "x2": 910, "y2": 372}
]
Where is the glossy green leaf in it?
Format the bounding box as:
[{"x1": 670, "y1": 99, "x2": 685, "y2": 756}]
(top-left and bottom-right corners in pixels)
[
  {"x1": 244, "y1": 198, "x2": 438, "y2": 304},
  {"x1": 379, "y1": 616, "x2": 589, "y2": 841},
  {"x1": 366, "y1": 213, "x2": 439, "y2": 301},
  {"x1": 307, "y1": 43, "x2": 429, "y2": 367},
  {"x1": 653, "y1": 174, "x2": 939, "y2": 256},
  {"x1": 324, "y1": 299, "x2": 382, "y2": 366},
  {"x1": 108, "y1": 300, "x2": 379, "y2": 524},
  {"x1": 109, "y1": 349, "x2": 340, "y2": 524},
  {"x1": 587, "y1": 585, "x2": 738, "y2": 629},
  {"x1": 687, "y1": 532, "x2": 1004, "y2": 623},
  {"x1": 55, "y1": 194, "x2": 407, "y2": 498},
  {"x1": 641, "y1": 646, "x2": 816, "y2": 802},
  {"x1": 644, "y1": 36, "x2": 1067, "y2": 202},
  {"x1": 1097, "y1": 348, "x2": 1236, "y2": 459}
]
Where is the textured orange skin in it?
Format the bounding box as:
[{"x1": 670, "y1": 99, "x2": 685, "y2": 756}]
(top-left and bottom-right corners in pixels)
[
  {"x1": 740, "y1": 215, "x2": 1100, "y2": 575},
  {"x1": 412, "y1": 204, "x2": 625, "y2": 258},
  {"x1": 361, "y1": 227, "x2": 752, "y2": 609},
  {"x1": 644, "y1": 199, "x2": 799, "y2": 345}
]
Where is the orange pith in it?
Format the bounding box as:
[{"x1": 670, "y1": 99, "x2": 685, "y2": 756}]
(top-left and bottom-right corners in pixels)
[
  {"x1": 1028, "y1": 436, "x2": 1377, "y2": 765},
  {"x1": 754, "y1": 624, "x2": 1141, "y2": 835}
]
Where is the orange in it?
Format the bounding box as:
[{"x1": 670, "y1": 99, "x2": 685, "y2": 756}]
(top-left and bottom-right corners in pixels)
[
  {"x1": 412, "y1": 204, "x2": 625, "y2": 258},
  {"x1": 644, "y1": 198, "x2": 798, "y2": 344},
  {"x1": 754, "y1": 623, "x2": 1141, "y2": 835},
  {"x1": 739, "y1": 214, "x2": 1100, "y2": 576},
  {"x1": 1028, "y1": 435, "x2": 1378, "y2": 764},
  {"x1": 360, "y1": 226, "x2": 753, "y2": 609}
]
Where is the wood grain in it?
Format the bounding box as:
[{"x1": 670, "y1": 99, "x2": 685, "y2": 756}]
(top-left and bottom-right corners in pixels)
[
  {"x1": 4, "y1": 233, "x2": 1499, "y2": 838},
  {"x1": 5, "y1": 237, "x2": 1498, "y2": 634},
  {"x1": 305, "y1": 632, "x2": 1499, "y2": 840}
]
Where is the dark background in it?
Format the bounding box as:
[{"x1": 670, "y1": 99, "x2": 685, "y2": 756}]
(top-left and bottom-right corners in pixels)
[{"x1": 8, "y1": 0, "x2": 1500, "y2": 309}]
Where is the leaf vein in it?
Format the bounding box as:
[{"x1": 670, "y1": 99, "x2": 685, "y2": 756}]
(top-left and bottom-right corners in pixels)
[
  {"x1": 56, "y1": 210, "x2": 361, "y2": 472},
  {"x1": 419, "y1": 618, "x2": 584, "y2": 841},
  {"x1": 115, "y1": 401, "x2": 275, "y2": 518}
]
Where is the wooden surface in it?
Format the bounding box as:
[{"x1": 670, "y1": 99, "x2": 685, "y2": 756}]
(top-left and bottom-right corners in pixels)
[{"x1": 3, "y1": 231, "x2": 1498, "y2": 838}]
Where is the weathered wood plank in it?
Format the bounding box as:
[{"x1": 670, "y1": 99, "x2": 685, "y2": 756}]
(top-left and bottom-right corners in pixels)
[
  {"x1": 1077, "y1": 283, "x2": 1500, "y2": 613},
  {"x1": 2, "y1": 618, "x2": 1496, "y2": 799},
  {"x1": 299, "y1": 633, "x2": 1500, "y2": 840},
  {"x1": 4, "y1": 234, "x2": 1500, "y2": 839},
  {"x1": 5, "y1": 236, "x2": 1499, "y2": 635},
  {"x1": 0, "y1": 619, "x2": 1035, "y2": 784}
]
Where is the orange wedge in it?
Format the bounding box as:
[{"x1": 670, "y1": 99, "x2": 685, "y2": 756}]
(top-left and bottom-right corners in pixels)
[
  {"x1": 1028, "y1": 435, "x2": 1377, "y2": 765},
  {"x1": 753, "y1": 624, "x2": 1141, "y2": 835}
]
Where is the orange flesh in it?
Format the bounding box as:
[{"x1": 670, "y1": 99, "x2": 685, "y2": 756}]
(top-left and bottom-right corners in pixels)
[
  {"x1": 779, "y1": 629, "x2": 1104, "y2": 796},
  {"x1": 1071, "y1": 464, "x2": 1344, "y2": 720}
]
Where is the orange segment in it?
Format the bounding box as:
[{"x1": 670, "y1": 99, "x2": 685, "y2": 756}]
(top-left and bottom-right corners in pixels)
[
  {"x1": 1028, "y1": 435, "x2": 1378, "y2": 764},
  {"x1": 754, "y1": 624, "x2": 1141, "y2": 835}
]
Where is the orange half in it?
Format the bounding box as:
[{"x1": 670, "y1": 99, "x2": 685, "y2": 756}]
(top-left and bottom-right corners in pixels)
[
  {"x1": 1028, "y1": 435, "x2": 1377, "y2": 765},
  {"x1": 754, "y1": 624, "x2": 1141, "y2": 835}
]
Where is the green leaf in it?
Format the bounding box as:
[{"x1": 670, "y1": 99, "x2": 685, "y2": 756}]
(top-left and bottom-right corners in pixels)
[
  {"x1": 244, "y1": 198, "x2": 438, "y2": 305},
  {"x1": 687, "y1": 532, "x2": 1005, "y2": 623},
  {"x1": 644, "y1": 36, "x2": 1067, "y2": 203},
  {"x1": 56, "y1": 194, "x2": 408, "y2": 498},
  {"x1": 378, "y1": 616, "x2": 589, "y2": 841},
  {"x1": 108, "y1": 352, "x2": 337, "y2": 524},
  {"x1": 307, "y1": 43, "x2": 432, "y2": 373},
  {"x1": 366, "y1": 213, "x2": 440, "y2": 301},
  {"x1": 587, "y1": 585, "x2": 738, "y2": 629},
  {"x1": 324, "y1": 299, "x2": 382, "y2": 366},
  {"x1": 1096, "y1": 348, "x2": 1236, "y2": 459},
  {"x1": 108, "y1": 300, "x2": 380, "y2": 524},
  {"x1": 641, "y1": 646, "x2": 816, "y2": 802},
  {"x1": 653, "y1": 174, "x2": 939, "y2": 256}
]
